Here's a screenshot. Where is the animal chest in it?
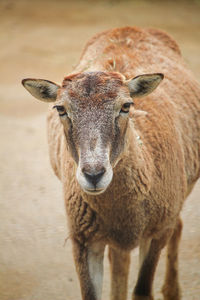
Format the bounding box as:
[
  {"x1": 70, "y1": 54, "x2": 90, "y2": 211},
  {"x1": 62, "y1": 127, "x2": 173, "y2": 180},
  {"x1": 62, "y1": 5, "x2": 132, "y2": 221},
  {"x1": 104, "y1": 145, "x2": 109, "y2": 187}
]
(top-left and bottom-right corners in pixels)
[{"x1": 90, "y1": 195, "x2": 147, "y2": 250}]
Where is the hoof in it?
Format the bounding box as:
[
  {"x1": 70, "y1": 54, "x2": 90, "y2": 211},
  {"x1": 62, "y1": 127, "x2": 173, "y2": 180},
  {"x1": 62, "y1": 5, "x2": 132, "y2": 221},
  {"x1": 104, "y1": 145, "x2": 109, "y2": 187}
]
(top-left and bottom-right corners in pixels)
[{"x1": 162, "y1": 284, "x2": 181, "y2": 300}]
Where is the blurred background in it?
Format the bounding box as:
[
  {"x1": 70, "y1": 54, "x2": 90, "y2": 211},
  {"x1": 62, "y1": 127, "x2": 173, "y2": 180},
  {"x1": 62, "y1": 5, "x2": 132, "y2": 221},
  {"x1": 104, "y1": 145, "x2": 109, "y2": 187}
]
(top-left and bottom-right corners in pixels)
[{"x1": 0, "y1": 0, "x2": 200, "y2": 299}]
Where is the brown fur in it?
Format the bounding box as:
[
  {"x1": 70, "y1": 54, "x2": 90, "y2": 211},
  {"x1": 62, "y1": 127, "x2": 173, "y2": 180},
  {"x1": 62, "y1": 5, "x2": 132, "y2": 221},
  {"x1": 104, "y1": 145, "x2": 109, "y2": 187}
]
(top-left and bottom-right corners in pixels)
[
  {"x1": 63, "y1": 71, "x2": 123, "y2": 102},
  {"x1": 45, "y1": 27, "x2": 200, "y2": 300}
]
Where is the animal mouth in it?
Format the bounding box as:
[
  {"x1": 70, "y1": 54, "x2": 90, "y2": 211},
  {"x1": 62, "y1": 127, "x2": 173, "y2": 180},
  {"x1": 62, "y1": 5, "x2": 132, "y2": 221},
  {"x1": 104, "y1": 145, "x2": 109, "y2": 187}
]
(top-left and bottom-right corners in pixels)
[{"x1": 84, "y1": 187, "x2": 105, "y2": 195}]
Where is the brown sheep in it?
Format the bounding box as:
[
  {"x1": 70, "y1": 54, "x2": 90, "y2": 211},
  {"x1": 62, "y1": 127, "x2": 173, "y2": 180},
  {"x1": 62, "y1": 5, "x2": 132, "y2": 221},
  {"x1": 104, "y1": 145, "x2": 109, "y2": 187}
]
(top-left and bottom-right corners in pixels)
[{"x1": 22, "y1": 27, "x2": 200, "y2": 300}]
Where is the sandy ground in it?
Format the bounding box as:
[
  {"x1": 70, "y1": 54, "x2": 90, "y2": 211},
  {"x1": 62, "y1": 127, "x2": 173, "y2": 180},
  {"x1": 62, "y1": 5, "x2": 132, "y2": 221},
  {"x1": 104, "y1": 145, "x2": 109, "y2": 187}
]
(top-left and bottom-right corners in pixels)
[{"x1": 0, "y1": 0, "x2": 200, "y2": 299}]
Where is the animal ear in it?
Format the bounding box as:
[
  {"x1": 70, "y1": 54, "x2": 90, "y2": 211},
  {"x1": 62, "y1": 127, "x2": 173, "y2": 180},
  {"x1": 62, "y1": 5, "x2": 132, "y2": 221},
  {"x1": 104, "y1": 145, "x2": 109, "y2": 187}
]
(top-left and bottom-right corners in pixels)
[
  {"x1": 21, "y1": 79, "x2": 60, "y2": 102},
  {"x1": 126, "y1": 73, "x2": 164, "y2": 98}
]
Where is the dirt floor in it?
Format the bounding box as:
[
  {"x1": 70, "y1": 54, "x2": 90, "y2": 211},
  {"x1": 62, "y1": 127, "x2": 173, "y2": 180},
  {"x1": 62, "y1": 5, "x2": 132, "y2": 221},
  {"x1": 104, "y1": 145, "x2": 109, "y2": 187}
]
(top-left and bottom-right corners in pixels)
[{"x1": 0, "y1": 0, "x2": 200, "y2": 299}]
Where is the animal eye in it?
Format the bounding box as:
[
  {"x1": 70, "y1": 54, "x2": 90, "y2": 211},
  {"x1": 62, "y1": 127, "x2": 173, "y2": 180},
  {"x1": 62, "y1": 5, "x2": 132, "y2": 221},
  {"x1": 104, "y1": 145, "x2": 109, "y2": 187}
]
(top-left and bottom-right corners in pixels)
[
  {"x1": 53, "y1": 105, "x2": 67, "y2": 117},
  {"x1": 120, "y1": 102, "x2": 133, "y2": 114}
]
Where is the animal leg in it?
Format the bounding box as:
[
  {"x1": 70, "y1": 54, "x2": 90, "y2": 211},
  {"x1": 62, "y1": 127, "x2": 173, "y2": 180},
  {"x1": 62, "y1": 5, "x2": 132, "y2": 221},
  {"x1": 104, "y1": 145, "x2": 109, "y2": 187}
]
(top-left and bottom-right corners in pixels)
[
  {"x1": 72, "y1": 239, "x2": 105, "y2": 300},
  {"x1": 132, "y1": 231, "x2": 172, "y2": 300},
  {"x1": 162, "y1": 218, "x2": 183, "y2": 300},
  {"x1": 108, "y1": 246, "x2": 131, "y2": 300}
]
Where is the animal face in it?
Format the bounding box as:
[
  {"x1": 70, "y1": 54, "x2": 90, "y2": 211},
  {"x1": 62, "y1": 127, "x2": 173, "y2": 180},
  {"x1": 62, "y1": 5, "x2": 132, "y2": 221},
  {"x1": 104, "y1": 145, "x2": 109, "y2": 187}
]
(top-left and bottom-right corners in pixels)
[
  {"x1": 54, "y1": 72, "x2": 133, "y2": 194},
  {"x1": 22, "y1": 71, "x2": 163, "y2": 194}
]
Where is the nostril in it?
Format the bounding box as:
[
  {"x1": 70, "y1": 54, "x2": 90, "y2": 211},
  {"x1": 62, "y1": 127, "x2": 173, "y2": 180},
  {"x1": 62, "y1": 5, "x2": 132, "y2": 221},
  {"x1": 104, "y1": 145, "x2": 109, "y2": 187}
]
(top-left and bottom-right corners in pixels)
[{"x1": 83, "y1": 168, "x2": 106, "y2": 186}]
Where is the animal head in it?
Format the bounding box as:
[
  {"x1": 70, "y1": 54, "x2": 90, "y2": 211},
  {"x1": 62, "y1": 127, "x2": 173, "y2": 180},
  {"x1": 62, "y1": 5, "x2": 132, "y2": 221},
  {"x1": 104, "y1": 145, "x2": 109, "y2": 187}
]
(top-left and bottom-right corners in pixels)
[{"x1": 22, "y1": 71, "x2": 163, "y2": 195}]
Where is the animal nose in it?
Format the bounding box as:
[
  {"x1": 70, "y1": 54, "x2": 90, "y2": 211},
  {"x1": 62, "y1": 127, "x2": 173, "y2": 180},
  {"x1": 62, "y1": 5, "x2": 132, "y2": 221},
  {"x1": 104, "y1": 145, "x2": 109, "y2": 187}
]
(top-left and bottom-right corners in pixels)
[{"x1": 83, "y1": 168, "x2": 106, "y2": 186}]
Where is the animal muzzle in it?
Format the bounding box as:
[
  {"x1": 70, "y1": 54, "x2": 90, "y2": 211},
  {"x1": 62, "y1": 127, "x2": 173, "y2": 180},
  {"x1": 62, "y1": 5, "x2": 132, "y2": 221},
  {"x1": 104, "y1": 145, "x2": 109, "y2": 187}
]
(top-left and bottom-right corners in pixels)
[
  {"x1": 83, "y1": 167, "x2": 106, "y2": 187},
  {"x1": 76, "y1": 162, "x2": 113, "y2": 195}
]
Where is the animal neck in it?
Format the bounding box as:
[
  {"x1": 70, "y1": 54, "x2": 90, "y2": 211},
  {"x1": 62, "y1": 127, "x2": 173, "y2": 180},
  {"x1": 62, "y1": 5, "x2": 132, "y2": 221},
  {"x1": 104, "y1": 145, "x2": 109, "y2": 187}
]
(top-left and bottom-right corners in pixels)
[{"x1": 113, "y1": 119, "x2": 153, "y2": 197}]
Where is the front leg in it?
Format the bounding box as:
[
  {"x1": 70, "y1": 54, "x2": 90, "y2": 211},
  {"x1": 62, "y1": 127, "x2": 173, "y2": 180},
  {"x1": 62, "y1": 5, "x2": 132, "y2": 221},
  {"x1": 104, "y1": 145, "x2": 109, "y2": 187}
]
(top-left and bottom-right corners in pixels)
[
  {"x1": 72, "y1": 238, "x2": 105, "y2": 300},
  {"x1": 133, "y1": 230, "x2": 173, "y2": 300},
  {"x1": 108, "y1": 246, "x2": 131, "y2": 300}
]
